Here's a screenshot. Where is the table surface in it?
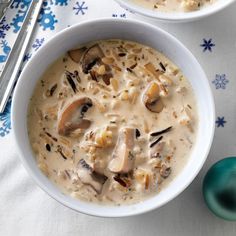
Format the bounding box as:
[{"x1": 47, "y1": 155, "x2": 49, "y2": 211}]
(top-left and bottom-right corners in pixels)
[{"x1": 0, "y1": 0, "x2": 236, "y2": 235}]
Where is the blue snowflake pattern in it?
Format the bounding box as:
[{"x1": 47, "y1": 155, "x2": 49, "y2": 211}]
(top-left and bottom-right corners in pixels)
[
  {"x1": 38, "y1": 0, "x2": 59, "y2": 30},
  {"x1": 200, "y1": 38, "x2": 215, "y2": 52},
  {"x1": 0, "y1": 40, "x2": 11, "y2": 63},
  {"x1": 55, "y1": 0, "x2": 69, "y2": 6},
  {"x1": 38, "y1": 10, "x2": 58, "y2": 30},
  {"x1": 0, "y1": 98, "x2": 11, "y2": 137},
  {"x1": 10, "y1": 0, "x2": 31, "y2": 33},
  {"x1": 38, "y1": 1, "x2": 58, "y2": 31},
  {"x1": 23, "y1": 53, "x2": 32, "y2": 62},
  {"x1": 32, "y1": 38, "x2": 45, "y2": 51},
  {"x1": 10, "y1": 0, "x2": 31, "y2": 8},
  {"x1": 112, "y1": 13, "x2": 126, "y2": 18},
  {"x1": 0, "y1": 17, "x2": 10, "y2": 39},
  {"x1": 73, "y1": 1, "x2": 88, "y2": 15},
  {"x1": 11, "y1": 0, "x2": 70, "y2": 32},
  {"x1": 216, "y1": 117, "x2": 226, "y2": 128},
  {"x1": 212, "y1": 74, "x2": 229, "y2": 89}
]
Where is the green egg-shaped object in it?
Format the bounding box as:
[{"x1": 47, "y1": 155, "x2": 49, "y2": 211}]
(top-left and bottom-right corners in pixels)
[{"x1": 203, "y1": 157, "x2": 236, "y2": 221}]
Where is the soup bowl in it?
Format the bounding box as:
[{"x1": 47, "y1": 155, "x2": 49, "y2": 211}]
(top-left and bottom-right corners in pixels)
[
  {"x1": 12, "y1": 19, "x2": 215, "y2": 217},
  {"x1": 115, "y1": 0, "x2": 236, "y2": 22}
]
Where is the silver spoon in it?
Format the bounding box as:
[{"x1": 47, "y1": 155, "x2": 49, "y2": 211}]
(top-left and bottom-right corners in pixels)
[{"x1": 0, "y1": 0, "x2": 44, "y2": 113}]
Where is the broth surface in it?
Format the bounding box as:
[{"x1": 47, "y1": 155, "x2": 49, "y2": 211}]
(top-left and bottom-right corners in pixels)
[
  {"x1": 28, "y1": 39, "x2": 198, "y2": 205},
  {"x1": 131, "y1": 0, "x2": 216, "y2": 12}
]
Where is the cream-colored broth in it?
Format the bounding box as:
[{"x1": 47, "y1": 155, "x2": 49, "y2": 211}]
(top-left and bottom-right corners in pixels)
[
  {"x1": 131, "y1": 0, "x2": 216, "y2": 12},
  {"x1": 28, "y1": 40, "x2": 197, "y2": 205}
]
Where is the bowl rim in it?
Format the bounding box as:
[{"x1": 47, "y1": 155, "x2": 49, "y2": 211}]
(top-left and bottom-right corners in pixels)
[
  {"x1": 12, "y1": 18, "x2": 215, "y2": 217},
  {"x1": 115, "y1": 0, "x2": 236, "y2": 22}
]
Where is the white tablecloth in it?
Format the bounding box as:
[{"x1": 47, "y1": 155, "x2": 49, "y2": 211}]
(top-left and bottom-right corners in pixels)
[{"x1": 1, "y1": 0, "x2": 236, "y2": 235}]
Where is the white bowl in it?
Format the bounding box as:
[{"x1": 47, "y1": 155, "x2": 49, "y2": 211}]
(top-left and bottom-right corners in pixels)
[
  {"x1": 12, "y1": 19, "x2": 215, "y2": 217},
  {"x1": 115, "y1": 0, "x2": 236, "y2": 22}
]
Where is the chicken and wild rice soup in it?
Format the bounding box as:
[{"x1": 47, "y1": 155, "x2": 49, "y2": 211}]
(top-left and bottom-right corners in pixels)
[
  {"x1": 28, "y1": 39, "x2": 198, "y2": 205},
  {"x1": 131, "y1": 0, "x2": 216, "y2": 12}
]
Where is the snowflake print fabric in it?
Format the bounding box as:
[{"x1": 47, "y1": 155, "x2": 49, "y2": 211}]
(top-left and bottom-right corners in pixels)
[
  {"x1": 23, "y1": 53, "x2": 32, "y2": 62},
  {"x1": 0, "y1": 99, "x2": 11, "y2": 137},
  {"x1": 112, "y1": 13, "x2": 126, "y2": 18},
  {"x1": 0, "y1": 40, "x2": 11, "y2": 63},
  {"x1": 212, "y1": 74, "x2": 229, "y2": 89},
  {"x1": 0, "y1": 17, "x2": 10, "y2": 39},
  {"x1": 10, "y1": 0, "x2": 31, "y2": 33},
  {"x1": 10, "y1": 0, "x2": 71, "y2": 32},
  {"x1": 200, "y1": 38, "x2": 215, "y2": 52},
  {"x1": 32, "y1": 38, "x2": 45, "y2": 51},
  {"x1": 73, "y1": 1, "x2": 88, "y2": 15},
  {"x1": 216, "y1": 117, "x2": 226, "y2": 128},
  {"x1": 38, "y1": 1, "x2": 58, "y2": 31}
]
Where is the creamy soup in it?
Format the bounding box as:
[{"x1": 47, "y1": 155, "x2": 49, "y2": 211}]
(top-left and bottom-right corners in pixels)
[
  {"x1": 28, "y1": 39, "x2": 198, "y2": 205},
  {"x1": 131, "y1": 0, "x2": 216, "y2": 12}
]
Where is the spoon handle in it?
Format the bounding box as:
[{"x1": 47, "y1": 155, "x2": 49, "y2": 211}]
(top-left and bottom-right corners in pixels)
[{"x1": 0, "y1": 0, "x2": 44, "y2": 113}]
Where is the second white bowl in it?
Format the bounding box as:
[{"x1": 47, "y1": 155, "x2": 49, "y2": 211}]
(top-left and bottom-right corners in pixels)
[{"x1": 115, "y1": 0, "x2": 236, "y2": 22}]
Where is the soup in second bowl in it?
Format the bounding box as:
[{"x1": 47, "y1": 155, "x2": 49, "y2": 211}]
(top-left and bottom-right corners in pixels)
[
  {"x1": 28, "y1": 39, "x2": 198, "y2": 205},
  {"x1": 131, "y1": 0, "x2": 216, "y2": 12}
]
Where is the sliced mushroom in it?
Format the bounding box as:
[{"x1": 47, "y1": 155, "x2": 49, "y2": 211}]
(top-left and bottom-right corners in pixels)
[
  {"x1": 68, "y1": 47, "x2": 87, "y2": 63},
  {"x1": 82, "y1": 44, "x2": 105, "y2": 74},
  {"x1": 143, "y1": 82, "x2": 164, "y2": 113},
  {"x1": 108, "y1": 128, "x2": 135, "y2": 174},
  {"x1": 81, "y1": 44, "x2": 113, "y2": 85},
  {"x1": 58, "y1": 97, "x2": 93, "y2": 136},
  {"x1": 77, "y1": 159, "x2": 107, "y2": 193}
]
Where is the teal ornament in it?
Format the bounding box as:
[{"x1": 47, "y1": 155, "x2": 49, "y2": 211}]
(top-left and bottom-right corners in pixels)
[{"x1": 203, "y1": 157, "x2": 236, "y2": 221}]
